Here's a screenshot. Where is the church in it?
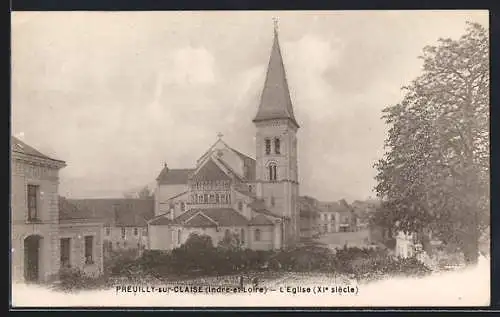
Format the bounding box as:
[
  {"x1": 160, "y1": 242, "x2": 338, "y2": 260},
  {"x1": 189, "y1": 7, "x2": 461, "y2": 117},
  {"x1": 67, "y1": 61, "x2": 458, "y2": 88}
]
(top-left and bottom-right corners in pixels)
[{"x1": 148, "y1": 25, "x2": 302, "y2": 251}]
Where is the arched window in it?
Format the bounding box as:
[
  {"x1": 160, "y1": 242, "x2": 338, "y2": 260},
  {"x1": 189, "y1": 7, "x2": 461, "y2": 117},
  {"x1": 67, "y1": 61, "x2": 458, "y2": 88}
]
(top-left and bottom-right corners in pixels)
[
  {"x1": 270, "y1": 196, "x2": 275, "y2": 207},
  {"x1": 241, "y1": 228, "x2": 245, "y2": 244},
  {"x1": 248, "y1": 185, "x2": 253, "y2": 192},
  {"x1": 268, "y1": 163, "x2": 277, "y2": 181},
  {"x1": 121, "y1": 227, "x2": 126, "y2": 239},
  {"x1": 238, "y1": 201, "x2": 243, "y2": 211},
  {"x1": 215, "y1": 194, "x2": 220, "y2": 203},
  {"x1": 254, "y1": 229, "x2": 261, "y2": 241},
  {"x1": 180, "y1": 202, "x2": 185, "y2": 212},
  {"x1": 265, "y1": 138, "x2": 271, "y2": 155},
  {"x1": 274, "y1": 138, "x2": 281, "y2": 154},
  {"x1": 177, "y1": 229, "x2": 182, "y2": 245}
]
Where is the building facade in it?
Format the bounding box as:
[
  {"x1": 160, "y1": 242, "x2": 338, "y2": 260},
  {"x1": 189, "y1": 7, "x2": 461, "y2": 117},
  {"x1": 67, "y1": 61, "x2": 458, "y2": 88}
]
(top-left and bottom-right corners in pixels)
[
  {"x1": 11, "y1": 136, "x2": 104, "y2": 283},
  {"x1": 68, "y1": 198, "x2": 154, "y2": 257},
  {"x1": 298, "y1": 196, "x2": 321, "y2": 239},
  {"x1": 149, "y1": 26, "x2": 303, "y2": 251},
  {"x1": 317, "y1": 199, "x2": 357, "y2": 234}
]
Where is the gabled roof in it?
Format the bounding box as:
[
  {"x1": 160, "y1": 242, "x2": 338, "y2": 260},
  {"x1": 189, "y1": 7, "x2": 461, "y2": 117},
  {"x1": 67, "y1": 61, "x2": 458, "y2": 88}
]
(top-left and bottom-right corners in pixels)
[
  {"x1": 148, "y1": 213, "x2": 173, "y2": 226},
  {"x1": 169, "y1": 208, "x2": 249, "y2": 227},
  {"x1": 214, "y1": 158, "x2": 244, "y2": 182},
  {"x1": 67, "y1": 198, "x2": 155, "y2": 227},
  {"x1": 184, "y1": 213, "x2": 218, "y2": 228},
  {"x1": 191, "y1": 158, "x2": 231, "y2": 182},
  {"x1": 156, "y1": 167, "x2": 194, "y2": 185},
  {"x1": 318, "y1": 199, "x2": 353, "y2": 214},
  {"x1": 298, "y1": 196, "x2": 321, "y2": 218},
  {"x1": 11, "y1": 136, "x2": 65, "y2": 164},
  {"x1": 253, "y1": 28, "x2": 299, "y2": 128},
  {"x1": 59, "y1": 196, "x2": 101, "y2": 224},
  {"x1": 248, "y1": 199, "x2": 282, "y2": 219},
  {"x1": 248, "y1": 214, "x2": 274, "y2": 226},
  {"x1": 196, "y1": 139, "x2": 256, "y2": 181}
]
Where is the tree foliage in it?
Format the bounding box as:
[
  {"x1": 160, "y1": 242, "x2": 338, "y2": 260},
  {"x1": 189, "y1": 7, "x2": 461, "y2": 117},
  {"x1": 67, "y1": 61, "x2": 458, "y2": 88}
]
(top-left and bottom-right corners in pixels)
[
  {"x1": 138, "y1": 186, "x2": 153, "y2": 199},
  {"x1": 217, "y1": 230, "x2": 242, "y2": 251},
  {"x1": 374, "y1": 22, "x2": 489, "y2": 264}
]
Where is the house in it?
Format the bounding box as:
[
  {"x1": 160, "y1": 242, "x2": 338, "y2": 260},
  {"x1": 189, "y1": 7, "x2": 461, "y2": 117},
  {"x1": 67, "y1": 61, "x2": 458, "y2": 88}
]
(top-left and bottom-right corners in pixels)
[
  {"x1": 351, "y1": 199, "x2": 380, "y2": 231},
  {"x1": 317, "y1": 199, "x2": 357, "y2": 233},
  {"x1": 67, "y1": 198, "x2": 155, "y2": 256},
  {"x1": 148, "y1": 25, "x2": 303, "y2": 251},
  {"x1": 298, "y1": 196, "x2": 321, "y2": 240},
  {"x1": 11, "y1": 136, "x2": 104, "y2": 283},
  {"x1": 58, "y1": 197, "x2": 104, "y2": 277}
]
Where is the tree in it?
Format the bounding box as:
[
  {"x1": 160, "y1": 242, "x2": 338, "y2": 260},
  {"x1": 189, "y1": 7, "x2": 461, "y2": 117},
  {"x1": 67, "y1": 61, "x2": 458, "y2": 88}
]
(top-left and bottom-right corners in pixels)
[
  {"x1": 138, "y1": 186, "x2": 153, "y2": 199},
  {"x1": 181, "y1": 233, "x2": 214, "y2": 251},
  {"x1": 374, "y1": 22, "x2": 489, "y2": 265},
  {"x1": 123, "y1": 185, "x2": 153, "y2": 199},
  {"x1": 217, "y1": 230, "x2": 242, "y2": 251}
]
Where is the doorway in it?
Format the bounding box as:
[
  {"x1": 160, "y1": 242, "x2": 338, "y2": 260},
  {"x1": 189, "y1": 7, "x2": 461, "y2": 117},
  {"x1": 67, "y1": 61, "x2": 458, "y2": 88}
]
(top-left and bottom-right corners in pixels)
[{"x1": 24, "y1": 235, "x2": 42, "y2": 282}]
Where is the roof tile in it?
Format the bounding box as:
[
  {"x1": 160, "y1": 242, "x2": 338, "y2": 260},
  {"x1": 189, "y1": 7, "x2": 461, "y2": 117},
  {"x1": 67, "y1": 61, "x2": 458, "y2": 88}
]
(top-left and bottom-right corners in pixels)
[{"x1": 156, "y1": 167, "x2": 194, "y2": 185}]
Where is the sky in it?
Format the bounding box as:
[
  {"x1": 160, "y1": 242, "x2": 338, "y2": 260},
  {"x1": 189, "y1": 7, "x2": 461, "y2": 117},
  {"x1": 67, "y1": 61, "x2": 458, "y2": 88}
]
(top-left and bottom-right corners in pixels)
[{"x1": 11, "y1": 10, "x2": 489, "y2": 202}]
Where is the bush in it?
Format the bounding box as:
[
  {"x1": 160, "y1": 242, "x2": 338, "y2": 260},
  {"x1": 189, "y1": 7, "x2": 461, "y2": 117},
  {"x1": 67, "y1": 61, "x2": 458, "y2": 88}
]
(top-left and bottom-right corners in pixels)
[
  {"x1": 349, "y1": 255, "x2": 432, "y2": 281},
  {"x1": 271, "y1": 246, "x2": 335, "y2": 272},
  {"x1": 56, "y1": 267, "x2": 110, "y2": 292}
]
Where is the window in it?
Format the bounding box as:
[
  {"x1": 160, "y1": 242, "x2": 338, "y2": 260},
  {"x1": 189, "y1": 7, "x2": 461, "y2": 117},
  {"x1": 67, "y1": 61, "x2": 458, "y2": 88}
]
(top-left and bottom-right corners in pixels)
[
  {"x1": 265, "y1": 138, "x2": 271, "y2": 155},
  {"x1": 209, "y1": 194, "x2": 215, "y2": 203},
  {"x1": 215, "y1": 194, "x2": 220, "y2": 203},
  {"x1": 27, "y1": 184, "x2": 39, "y2": 221},
  {"x1": 238, "y1": 201, "x2": 243, "y2": 211},
  {"x1": 105, "y1": 227, "x2": 110, "y2": 236},
  {"x1": 203, "y1": 194, "x2": 208, "y2": 204},
  {"x1": 84, "y1": 236, "x2": 94, "y2": 264},
  {"x1": 177, "y1": 229, "x2": 182, "y2": 245},
  {"x1": 248, "y1": 185, "x2": 253, "y2": 192},
  {"x1": 60, "y1": 238, "x2": 71, "y2": 268},
  {"x1": 134, "y1": 228, "x2": 138, "y2": 236},
  {"x1": 121, "y1": 227, "x2": 126, "y2": 239},
  {"x1": 268, "y1": 164, "x2": 277, "y2": 181},
  {"x1": 180, "y1": 202, "x2": 185, "y2": 212},
  {"x1": 274, "y1": 138, "x2": 281, "y2": 154},
  {"x1": 270, "y1": 196, "x2": 275, "y2": 207},
  {"x1": 241, "y1": 228, "x2": 245, "y2": 244},
  {"x1": 254, "y1": 229, "x2": 261, "y2": 241}
]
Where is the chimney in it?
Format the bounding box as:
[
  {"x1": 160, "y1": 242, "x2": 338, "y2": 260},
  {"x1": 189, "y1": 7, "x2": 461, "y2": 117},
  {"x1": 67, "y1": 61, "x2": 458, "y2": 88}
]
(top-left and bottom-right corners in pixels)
[{"x1": 112, "y1": 204, "x2": 119, "y2": 225}]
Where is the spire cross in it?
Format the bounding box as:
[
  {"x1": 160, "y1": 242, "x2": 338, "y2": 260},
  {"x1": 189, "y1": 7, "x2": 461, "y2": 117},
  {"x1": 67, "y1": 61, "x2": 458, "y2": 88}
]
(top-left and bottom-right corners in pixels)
[
  {"x1": 273, "y1": 17, "x2": 279, "y2": 32},
  {"x1": 217, "y1": 132, "x2": 223, "y2": 139}
]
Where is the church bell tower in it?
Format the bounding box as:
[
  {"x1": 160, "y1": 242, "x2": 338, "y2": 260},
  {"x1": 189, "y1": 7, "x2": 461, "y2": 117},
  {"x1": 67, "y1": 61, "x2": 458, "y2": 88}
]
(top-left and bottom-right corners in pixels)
[{"x1": 253, "y1": 20, "x2": 300, "y2": 248}]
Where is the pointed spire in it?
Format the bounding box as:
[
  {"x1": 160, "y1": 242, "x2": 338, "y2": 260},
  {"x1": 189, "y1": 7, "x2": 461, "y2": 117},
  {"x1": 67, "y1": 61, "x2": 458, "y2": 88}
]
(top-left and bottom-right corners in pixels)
[{"x1": 253, "y1": 18, "x2": 299, "y2": 128}]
